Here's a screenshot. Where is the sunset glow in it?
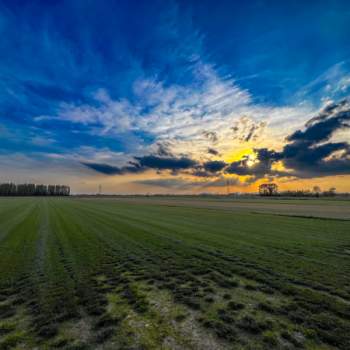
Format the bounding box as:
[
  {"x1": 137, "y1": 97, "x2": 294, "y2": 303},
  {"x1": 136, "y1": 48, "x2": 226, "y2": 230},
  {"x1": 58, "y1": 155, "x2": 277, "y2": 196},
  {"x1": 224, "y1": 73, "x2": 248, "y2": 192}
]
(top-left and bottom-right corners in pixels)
[{"x1": 0, "y1": 1, "x2": 349, "y2": 194}]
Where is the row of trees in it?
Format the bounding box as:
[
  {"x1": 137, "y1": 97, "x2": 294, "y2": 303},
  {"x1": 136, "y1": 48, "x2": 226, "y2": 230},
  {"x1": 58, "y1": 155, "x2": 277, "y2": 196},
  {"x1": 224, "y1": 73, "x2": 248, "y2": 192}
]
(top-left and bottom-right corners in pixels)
[
  {"x1": 279, "y1": 188, "x2": 337, "y2": 197},
  {"x1": 0, "y1": 183, "x2": 70, "y2": 196},
  {"x1": 258, "y1": 183, "x2": 338, "y2": 197}
]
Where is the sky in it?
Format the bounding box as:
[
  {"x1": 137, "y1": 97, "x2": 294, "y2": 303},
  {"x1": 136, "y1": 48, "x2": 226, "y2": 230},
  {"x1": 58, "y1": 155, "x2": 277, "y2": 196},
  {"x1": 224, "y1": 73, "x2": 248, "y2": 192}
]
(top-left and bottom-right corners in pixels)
[{"x1": 0, "y1": 0, "x2": 350, "y2": 194}]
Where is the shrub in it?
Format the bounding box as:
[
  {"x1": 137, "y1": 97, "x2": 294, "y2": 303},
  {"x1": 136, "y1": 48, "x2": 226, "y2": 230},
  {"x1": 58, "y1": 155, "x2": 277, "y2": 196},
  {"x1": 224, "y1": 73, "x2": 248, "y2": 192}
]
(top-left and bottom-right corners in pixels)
[
  {"x1": 0, "y1": 332, "x2": 25, "y2": 350},
  {"x1": 237, "y1": 315, "x2": 269, "y2": 334},
  {"x1": 257, "y1": 302, "x2": 276, "y2": 314},
  {"x1": 94, "y1": 313, "x2": 119, "y2": 329},
  {"x1": 223, "y1": 293, "x2": 232, "y2": 300},
  {"x1": 244, "y1": 284, "x2": 257, "y2": 291},
  {"x1": 95, "y1": 327, "x2": 114, "y2": 343},
  {"x1": 214, "y1": 321, "x2": 237, "y2": 341},
  {"x1": 281, "y1": 330, "x2": 304, "y2": 347},
  {"x1": 204, "y1": 296, "x2": 214, "y2": 303},
  {"x1": 37, "y1": 324, "x2": 58, "y2": 339},
  {"x1": 263, "y1": 331, "x2": 278, "y2": 346},
  {"x1": 227, "y1": 301, "x2": 245, "y2": 311},
  {"x1": 0, "y1": 303, "x2": 15, "y2": 319},
  {"x1": 175, "y1": 313, "x2": 187, "y2": 322},
  {"x1": 0, "y1": 321, "x2": 15, "y2": 335},
  {"x1": 51, "y1": 336, "x2": 69, "y2": 348}
]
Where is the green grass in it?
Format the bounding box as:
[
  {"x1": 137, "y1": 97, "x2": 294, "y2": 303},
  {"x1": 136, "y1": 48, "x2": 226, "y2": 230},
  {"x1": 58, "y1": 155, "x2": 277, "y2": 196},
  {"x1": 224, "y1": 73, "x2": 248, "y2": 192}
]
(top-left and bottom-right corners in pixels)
[{"x1": 0, "y1": 197, "x2": 350, "y2": 349}]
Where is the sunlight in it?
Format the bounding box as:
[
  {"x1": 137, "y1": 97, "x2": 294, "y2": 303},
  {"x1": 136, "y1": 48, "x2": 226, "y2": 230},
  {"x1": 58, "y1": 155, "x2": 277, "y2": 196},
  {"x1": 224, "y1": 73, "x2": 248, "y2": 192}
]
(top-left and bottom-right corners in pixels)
[
  {"x1": 246, "y1": 153, "x2": 257, "y2": 167},
  {"x1": 224, "y1": 148, "x2": 255, "y2": 163}
]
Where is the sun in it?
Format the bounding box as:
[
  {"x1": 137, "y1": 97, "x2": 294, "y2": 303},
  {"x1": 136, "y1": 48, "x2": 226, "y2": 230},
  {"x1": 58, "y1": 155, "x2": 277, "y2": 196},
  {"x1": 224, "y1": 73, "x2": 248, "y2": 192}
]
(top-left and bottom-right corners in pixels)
[
  {"x1": 224, "y1": 148, "x2": 258, "y2": 167},
  {"x1": 246, "y1": 154, "x2": 257, "y2": 167},
  {"x1": 224, "y1": 148, "x2": 256, "y2": 163}
]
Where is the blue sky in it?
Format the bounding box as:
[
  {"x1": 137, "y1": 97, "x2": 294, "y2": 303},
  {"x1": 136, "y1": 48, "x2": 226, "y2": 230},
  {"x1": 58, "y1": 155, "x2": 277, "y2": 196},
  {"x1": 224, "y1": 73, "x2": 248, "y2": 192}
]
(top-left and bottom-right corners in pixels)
[{"x1": 0, "y1": 0, "x2": 349, "y2": 193}]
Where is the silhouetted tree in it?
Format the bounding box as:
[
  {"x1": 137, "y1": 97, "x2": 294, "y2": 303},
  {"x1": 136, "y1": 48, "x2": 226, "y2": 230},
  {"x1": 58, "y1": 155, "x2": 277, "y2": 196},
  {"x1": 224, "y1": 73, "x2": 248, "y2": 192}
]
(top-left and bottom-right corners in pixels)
[
  {"x1": 0, "y1": 183, "x2": 70, "y2": 196},
  {"x1": 259, "y1": 183, "x2": 278, "y2": 196},
  {"x1": 0, "y1": 183, "x2": 16, "y2": 196},
  {"x1": 313, "y1": 186, "x2": 321, "y2": 197},
  {"x1": 323, "y1": 187, "x2": 336, "y2": 197}
]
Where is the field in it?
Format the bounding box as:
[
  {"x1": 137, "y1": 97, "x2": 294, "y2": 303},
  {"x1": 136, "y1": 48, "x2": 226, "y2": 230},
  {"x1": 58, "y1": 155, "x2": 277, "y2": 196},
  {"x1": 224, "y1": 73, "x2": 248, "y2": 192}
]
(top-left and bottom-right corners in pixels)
[{"x1": 0, "y1": 197, "x2": 350, "y2": 349}]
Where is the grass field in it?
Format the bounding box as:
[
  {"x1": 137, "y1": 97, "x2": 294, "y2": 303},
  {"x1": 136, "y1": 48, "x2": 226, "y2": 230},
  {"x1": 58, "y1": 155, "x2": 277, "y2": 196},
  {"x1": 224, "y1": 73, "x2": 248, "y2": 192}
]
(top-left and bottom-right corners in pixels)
[{"x1": 0, "y1": 197, "x2": 350, "y2": 349}]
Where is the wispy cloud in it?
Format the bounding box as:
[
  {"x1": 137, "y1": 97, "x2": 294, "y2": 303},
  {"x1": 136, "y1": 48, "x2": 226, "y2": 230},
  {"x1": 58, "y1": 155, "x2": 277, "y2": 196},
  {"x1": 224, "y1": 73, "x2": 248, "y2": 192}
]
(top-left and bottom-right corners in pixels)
[{"x1": 40, "y1": 60, "x2": 316, "y2": 162}]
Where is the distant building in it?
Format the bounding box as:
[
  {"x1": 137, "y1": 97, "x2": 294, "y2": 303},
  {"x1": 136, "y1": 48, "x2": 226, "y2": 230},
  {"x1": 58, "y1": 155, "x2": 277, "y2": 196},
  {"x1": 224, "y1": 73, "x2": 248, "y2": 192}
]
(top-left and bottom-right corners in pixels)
[{"x1": 259, "y1": 183, "x2": 278, "y2": 196}]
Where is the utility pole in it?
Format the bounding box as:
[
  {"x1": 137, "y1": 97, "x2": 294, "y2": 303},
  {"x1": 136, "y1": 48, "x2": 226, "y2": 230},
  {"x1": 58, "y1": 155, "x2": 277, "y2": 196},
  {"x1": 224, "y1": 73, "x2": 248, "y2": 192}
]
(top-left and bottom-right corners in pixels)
[{"x1": 98, "y1": 184, "x2": 102, "y2": 195}]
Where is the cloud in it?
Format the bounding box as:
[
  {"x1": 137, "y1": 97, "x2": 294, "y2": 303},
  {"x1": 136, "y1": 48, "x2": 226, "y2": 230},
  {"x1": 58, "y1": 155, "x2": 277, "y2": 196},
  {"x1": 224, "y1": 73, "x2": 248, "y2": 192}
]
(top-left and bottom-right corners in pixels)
[
  {"x1": 295, "y1": 61, "x2": 350, "y2": 104},
  {"x1": 135, "y1": 155, "x2": 198, "y2": 171},
  {"x1": 58, "y1": 94, "x2": 137, "y2": 135},
  {"x1": 207, "y1": 147, "x2": 220, "y2": 156},
  {"x1": 82, "y1": 153, "x2": 224, "y2": 178},
  {"x1": 154, "y1": 142, "x2": 173, "y2": 157},
  {"x1": 286, "y1": 99, "x2": 349, "y2": 144},
  {"x1": 82, "y1": 99, "x2": 350, "y2": 182},
  {"x1": 51, "y1": 63, "x2": 252, "y2": 143},
  {"x1": 225, "y1": 99, "x2": 350, "y2": 179},
  {"x1": 225, "y1": 148, "x2": 281, "y2": 177},
  {"x1": 202, "y1": 131, "x2": 218, "y2": 143},
  {"x1": 281, "y1": 99, "x2": 350, "y2": 177},
  {"x1": 1, "y1": 0, "x2": 349, "y2": 194},
  {"x1": 231, "y1": 116, "x2": 267, "y2": 142},
  {"x1": 81, "y1": 162, "x2": 124, "y2": 175},
  {"x1": 82, "y1": 153, "x2": 198, "y2": 175},
  {"x1": 81, "y1": 162, "x2": 143, "y2": 175},
  {"x1": 31, "y1": 135, "x2": 56, "y2": 146},
  {"x1": 203, "y1": 160, "x2": 227, "y2": 172}
]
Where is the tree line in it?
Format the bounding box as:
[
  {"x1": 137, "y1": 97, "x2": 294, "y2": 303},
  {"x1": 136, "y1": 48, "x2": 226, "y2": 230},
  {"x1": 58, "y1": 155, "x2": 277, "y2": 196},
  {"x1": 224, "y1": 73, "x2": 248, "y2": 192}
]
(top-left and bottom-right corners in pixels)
[
  {"x1": 258, "y1": 183, "x2": 338, "y2": 197},
  {"x1": 0, "y1": 183, "x2": 70, "y2": 196}
]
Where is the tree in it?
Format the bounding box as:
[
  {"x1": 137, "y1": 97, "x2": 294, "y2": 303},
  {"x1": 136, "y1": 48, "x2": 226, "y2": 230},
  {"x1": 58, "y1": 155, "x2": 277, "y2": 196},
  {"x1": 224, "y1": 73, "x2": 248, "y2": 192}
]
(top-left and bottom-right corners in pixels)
[
  {"x1": 48, "y1": 185, "x2": 56, "y2": 196},
  {"x1": 323, "y1": 187, "x2": 336, "y2": 197},
  {"x1": 313, "y1": 186, "x2": 321, "y2": 197},
  {"x1": 259, "y1": 183, "x2": 278, "y2": 196}
]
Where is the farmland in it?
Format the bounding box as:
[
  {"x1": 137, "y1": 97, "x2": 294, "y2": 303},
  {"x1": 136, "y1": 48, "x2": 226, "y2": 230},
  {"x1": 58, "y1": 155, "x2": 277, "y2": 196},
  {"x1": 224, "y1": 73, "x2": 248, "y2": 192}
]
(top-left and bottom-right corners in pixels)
[{"x1": 0, "y1": 197, "x2": 350, "y2": 349}]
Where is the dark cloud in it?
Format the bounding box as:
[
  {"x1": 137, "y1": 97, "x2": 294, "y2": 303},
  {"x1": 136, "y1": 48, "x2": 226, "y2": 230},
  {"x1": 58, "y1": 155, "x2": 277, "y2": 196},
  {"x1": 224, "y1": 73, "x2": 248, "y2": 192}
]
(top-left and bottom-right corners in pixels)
[
  {"x1": 287, "y1": 100, "x2": 350, "y2": 145},
  {"x1": 226, "y1": 99, "x2": 350, "y2": 179},
  {"x1": 198, "y1": 148, "x2": 280, "y2": 178},
  {"x1": 282, "y1": 141, "x2": 350, "y2": 178},
  {"x1": 207, "y1": 147, "x2": 220, "y2": 156},
  {"x1": 203, "y1": 160, "x2": 227, "y2": 172},
  {"x1": 82, "y1": 154, "x2": 198, "y2": 175},
  {"x1": 83, "y1": 99, "x2": 350, "y2": 182},
  {"x1": 82, "y1": 162, "x2": 144, "y2": 175},
  {"x1": 281, "y1": 99, "x2": 350, "y2": 177},
  {"x1": 135, "y1": 155, "x2": 197, "y2": 171},
  {"x1": 225, "y1": 149, "x2": 277, "y2": 177}
]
